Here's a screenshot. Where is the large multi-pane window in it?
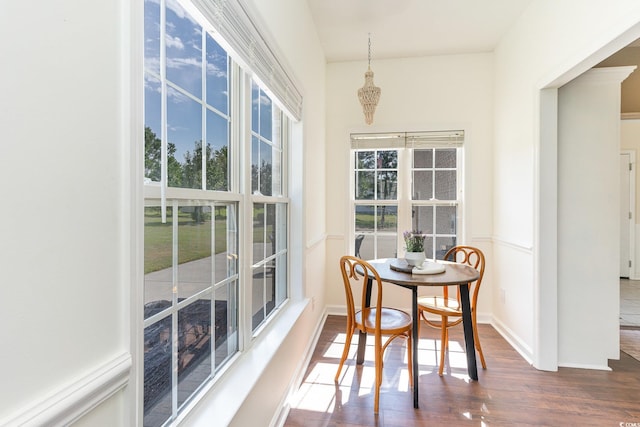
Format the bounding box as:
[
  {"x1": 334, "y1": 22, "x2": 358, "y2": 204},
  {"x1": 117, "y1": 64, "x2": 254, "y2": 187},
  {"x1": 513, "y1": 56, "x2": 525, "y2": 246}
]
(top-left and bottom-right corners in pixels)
[
  {"x1": 352, "y1": 132, "x2": 463, "y2": 261},
  {"x1": 143, "y1": 0, "x2": 290, "y2": 425}
]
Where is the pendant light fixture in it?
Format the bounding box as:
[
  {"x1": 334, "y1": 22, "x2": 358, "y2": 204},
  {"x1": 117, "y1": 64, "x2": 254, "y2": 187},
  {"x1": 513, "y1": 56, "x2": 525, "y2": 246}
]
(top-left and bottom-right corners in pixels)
[{"x1": 357, "y1": 33, "x2": 381, "y2": 125}]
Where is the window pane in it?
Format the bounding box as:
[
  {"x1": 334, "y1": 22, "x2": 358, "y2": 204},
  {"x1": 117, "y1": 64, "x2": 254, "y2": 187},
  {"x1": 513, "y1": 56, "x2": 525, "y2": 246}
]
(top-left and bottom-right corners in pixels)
[
  {"x1": 377, "y1": 205, "x2": 397, "y2": 231},
  {"x1": 265, "y1": 204, "x2": 276, "y2": 258},
  {"x1": 259, "y1": 93, "x2": 273, "y2": 140},
  {"x1": 377, "y1": 235, "x2": 397, "y2": 259},
  {"x1": 436, "y1": 205, "x2": 457, "y2": 235},
  {"x1": 213, "y1": 204, "x2": 238, "y2": 281},
  {"x1": 166, "y1": 2, "x2": 202, "y2": 98},
  {"x1": 214, "y1": 282, "x2": 238, "y2": 367},
  {"x1": 205, "y1": 34, "x2": 229, "y2": 114},
  {"x1": 144, "y1": 75, "x2": 162, "y2": 182},
  {"x1": 435, "y1": 148, "x2": 456, "y2": 168},
  {"x1": 251, "y1": 136, "x2": 260, "y2": 193},
  {"x1": 424, "y1": 236, "x2": 434, "y2": 259},
  {"x1": 413, "y1": 170, "x2": 432, "y2": 200},
  {"x1": 251, "y1": 82, "x2": 259, "y2": 133},
  {"x1": 177, "y1": 206, "x2": 212, "y2": 300},
  {"x1": 252, "y1": 265, "x2": 267, "y2": 330},
  {"x1": 178, "y1": 299, "x2": 212, "y2": 407},
  {"x1": 271, "y1": 146, "x2": 282, "y2": 197},
  {"x1": 436, "y1": 236, "x2": 456, "y2": 260},
  {"x1": 274, "y1": 203, "x2": 287, "y2": 253},
  {"x1": 144, "y1": 316, "x2": 172, "y2": 426},
  {"x1": 414, "y1": 149, "x2": 432, "y2": 168},
  {"x1": 434, "y1": 170, "x2": 456, "y2": 200},
  {"x1": 356, "y1": 151, "x2": 375, "y2": 169},
  {"x1": 167, "y1": 90, "x2": 203, "y2": 189},
  {"x1": 377, "y1": 171, "x2": 397, "y2": 200},
  {"x1": 260, "y1": 141, "x2": 273, "y2": 196},
  {"x1": 144, "y1": 0, "x2": 160, "y2": 75},
  {"x1": 356, "y1": 171, "x2": 375, "y2": 200},
  {"x1": 357, "y1": 235, "x2": 374, "y2": 260},
  {"x1": 275, "y1": 254, "x2": 287, "y2": 306},
  {"x1": 206, "y1": 110, "x2": 229, "y2": 191},
  {"x1": 145, "y1": 206, "x2": 173, "y2": 313},
  {"x1": 355, "y1": 205, "x2": 375, "y2": 232},
  {"x1": 378, "y1": 150, "x2": 397, "y2": 168},
  {"x1": 354, "y1": 234, "x2": 366, "y2": 258},
  {"x1": 253, "y1": 203, "x2": 265, "y2": 262},
  {"x1": 412, "y1": 205, "x2": 433, "y2": 235}
]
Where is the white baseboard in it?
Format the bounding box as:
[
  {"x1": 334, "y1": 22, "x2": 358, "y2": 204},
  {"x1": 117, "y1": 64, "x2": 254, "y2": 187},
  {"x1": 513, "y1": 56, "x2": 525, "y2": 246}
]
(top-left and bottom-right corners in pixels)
[
  {"x1": 0, "y1": 352, "x2": 131, "y2": 427},
  {"x1": 558, "y1": 362, "x2": 612, "y2": 371},
  {"x1": 490, "y1": 316, "x2": 533, "y2": 365}
]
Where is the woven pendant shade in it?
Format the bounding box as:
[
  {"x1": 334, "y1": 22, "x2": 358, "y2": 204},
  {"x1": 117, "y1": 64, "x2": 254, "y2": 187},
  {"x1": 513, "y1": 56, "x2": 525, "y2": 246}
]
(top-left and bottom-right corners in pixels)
[
  {"x1": 358, "y1": 68, "x2": 381, "y2": 125},
  {"x1": 358, "y1": 34, "x2": 381, "y2": 125}
]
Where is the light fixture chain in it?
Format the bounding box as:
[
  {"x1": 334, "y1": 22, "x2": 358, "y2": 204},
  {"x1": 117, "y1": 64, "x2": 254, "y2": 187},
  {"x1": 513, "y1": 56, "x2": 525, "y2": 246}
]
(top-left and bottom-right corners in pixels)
[{"x1": 368, "y1": 33, "x2": 372, "y2": 67}]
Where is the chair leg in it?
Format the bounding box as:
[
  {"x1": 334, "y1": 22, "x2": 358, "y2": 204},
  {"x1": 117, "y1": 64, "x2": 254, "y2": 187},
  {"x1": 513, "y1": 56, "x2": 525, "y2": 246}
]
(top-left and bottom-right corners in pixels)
[
  {"x1": 407, "y1": 332, "x2": 413, "y2": 388},
  {"x1": 472, "y1": 315, "x2": 487, "y2": 369},
  {"x1": 335, "y1": 323, "x2": 354, "y2": 382},
  {"x1": 438, "y1": 319, "x2": 447, "y2": 376},
  {"x1": 374, "y1": 336, "x2": 383, "y2": 414}
]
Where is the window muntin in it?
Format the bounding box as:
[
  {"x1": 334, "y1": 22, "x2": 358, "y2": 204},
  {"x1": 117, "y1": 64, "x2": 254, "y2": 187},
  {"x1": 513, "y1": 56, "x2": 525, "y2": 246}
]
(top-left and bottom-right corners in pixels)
[{"x1": 143, "y1": 0, "x2": 289, "y2": 423}]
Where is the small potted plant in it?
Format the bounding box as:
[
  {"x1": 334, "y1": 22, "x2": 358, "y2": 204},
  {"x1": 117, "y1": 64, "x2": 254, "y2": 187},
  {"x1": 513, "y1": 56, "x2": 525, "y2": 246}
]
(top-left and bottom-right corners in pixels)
[{"x1": 403, "y1": 230, "x2": 426, "y2": 267}]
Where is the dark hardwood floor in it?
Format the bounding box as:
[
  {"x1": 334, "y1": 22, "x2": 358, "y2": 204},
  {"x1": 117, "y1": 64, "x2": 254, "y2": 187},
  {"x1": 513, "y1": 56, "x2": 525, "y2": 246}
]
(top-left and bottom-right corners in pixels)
[{"x1": 284, "y1": 315, "x2": 640, "y2": 426}]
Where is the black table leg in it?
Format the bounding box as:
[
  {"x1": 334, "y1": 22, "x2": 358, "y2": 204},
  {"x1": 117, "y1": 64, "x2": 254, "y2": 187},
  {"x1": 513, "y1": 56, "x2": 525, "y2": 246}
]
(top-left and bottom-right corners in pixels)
[
  {"x1": 412, "y1": 288, "x2": 419, "y2": 408},
  {"x1": 459, "y1": 283, "x2": 478, "y2": 380},
  {"x1": 356, "y1": 276, "x2": 373, "y2": 364}
]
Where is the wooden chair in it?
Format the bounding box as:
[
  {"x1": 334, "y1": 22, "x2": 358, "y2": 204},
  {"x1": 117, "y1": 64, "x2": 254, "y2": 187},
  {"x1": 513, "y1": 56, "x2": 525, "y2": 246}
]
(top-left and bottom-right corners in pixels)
[
  {"x1": 417, "y1": 246, "x2": 486, "y2": 376},
  {"x1": 334, "y1": 255, "x2": 413, "y2": 414}
]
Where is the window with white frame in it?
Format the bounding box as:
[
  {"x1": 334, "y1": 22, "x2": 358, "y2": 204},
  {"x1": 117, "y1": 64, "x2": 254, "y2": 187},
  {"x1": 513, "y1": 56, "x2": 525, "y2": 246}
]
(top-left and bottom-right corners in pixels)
[
  {"x1": 351, "y1": 131, "x2": 463, "y2": 261},
  {"x1": 142, "y1": 0, "x2": 293, "y2": 424}
]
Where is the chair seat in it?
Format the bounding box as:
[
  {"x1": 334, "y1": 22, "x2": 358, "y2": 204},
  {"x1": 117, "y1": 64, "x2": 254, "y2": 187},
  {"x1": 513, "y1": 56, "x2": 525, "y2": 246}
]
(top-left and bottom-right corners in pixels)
[
  {"x1": 356, "y1": 307, "x2": 412, "y2": 334},
  {"x1": 417, "y1": 296, "x2": 462, "y2": 316}
]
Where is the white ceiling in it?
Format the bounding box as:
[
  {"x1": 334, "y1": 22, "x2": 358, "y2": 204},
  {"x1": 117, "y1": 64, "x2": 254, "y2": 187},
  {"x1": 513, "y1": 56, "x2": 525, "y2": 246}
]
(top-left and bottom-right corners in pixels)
[{"x1": 306, "y1": 0, "x2": 535, "y2": 62}]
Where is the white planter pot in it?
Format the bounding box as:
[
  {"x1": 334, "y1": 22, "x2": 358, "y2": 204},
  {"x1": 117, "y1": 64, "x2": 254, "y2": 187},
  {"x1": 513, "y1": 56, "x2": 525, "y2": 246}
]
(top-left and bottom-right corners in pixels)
[{"x1": 405, "y1": 251, "x2": 426, "y2": 267}]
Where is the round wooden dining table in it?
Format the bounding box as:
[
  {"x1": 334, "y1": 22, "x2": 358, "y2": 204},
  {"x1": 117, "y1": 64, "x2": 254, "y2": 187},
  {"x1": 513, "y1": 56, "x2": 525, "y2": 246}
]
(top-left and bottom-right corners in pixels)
[{"x1": 356, "y1": 258, "x2": 480, "y2": 409}]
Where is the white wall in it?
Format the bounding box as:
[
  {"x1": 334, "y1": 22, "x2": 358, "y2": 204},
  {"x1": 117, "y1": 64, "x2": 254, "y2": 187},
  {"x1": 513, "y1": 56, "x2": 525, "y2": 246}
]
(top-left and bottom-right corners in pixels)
[
  {"x1": 325, "y1": 53, "x2": 495, "y2": 315},
  {"x1": 558, "y1": 68, "x2": 632, "y2": 369},
  {"x1": 494, "y1": 0, "x2": 640, "y2": 369},
  {"x1": 0, "y1": 0, "x2": 132, "y2": 425}
]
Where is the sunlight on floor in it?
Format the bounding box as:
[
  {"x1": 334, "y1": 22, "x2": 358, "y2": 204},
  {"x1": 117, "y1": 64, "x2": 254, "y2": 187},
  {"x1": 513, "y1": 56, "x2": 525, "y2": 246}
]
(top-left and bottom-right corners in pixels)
[{"x1": 289, "y1": 332, "x2": 474, "y2": 415}]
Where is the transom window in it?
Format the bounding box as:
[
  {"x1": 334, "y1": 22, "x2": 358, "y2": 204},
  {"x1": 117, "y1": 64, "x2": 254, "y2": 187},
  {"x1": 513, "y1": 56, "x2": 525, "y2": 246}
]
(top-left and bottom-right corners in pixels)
[{"x1": 351, "y1": 131, "x2": 463, "y2": 261}]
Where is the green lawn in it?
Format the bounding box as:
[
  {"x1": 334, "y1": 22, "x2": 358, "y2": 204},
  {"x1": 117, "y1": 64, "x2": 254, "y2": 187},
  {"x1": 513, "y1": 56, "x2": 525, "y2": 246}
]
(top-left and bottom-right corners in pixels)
[
  {"x1": 144, "y1": 207, "x2": 227, "y2": 274},
  {"x1": 144, "y1": 206, "x2": 272, "y2": 274}
]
